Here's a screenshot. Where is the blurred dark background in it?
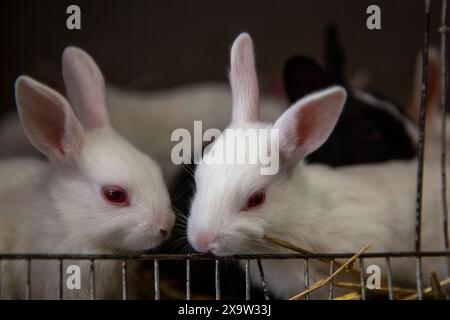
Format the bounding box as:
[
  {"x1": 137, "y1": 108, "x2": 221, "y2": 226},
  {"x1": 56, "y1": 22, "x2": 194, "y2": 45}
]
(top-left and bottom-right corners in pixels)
[{"x1": 0, "y1": 0, "x2": 444, "y2": 119}]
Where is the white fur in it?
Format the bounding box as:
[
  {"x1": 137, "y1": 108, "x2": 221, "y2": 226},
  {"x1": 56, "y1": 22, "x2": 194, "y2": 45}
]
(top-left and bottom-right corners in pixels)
[
  {"x1": 0, "y1": 48, "x2": 174, "y2": 299},
  {"x1": 0, "y1": 84, "x2": 285, "y2": 185},
  {"x1": 187, "y1": 33, "x2": 449, "y2": 299},
  {"x1": 230, "y1": 33, "x2": 260, "y2": 124}
]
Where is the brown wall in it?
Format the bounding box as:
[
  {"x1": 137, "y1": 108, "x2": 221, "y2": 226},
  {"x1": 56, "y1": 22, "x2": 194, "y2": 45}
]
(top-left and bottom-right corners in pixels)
[{"x1": 0, "y1": 0, "x2": 444, "y2": 118}]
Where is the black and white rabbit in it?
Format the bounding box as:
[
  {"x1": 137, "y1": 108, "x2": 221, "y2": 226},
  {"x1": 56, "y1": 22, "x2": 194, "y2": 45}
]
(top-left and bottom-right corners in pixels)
[{"x1": 284, "y1": 25, "x2": 418, "y2": 166}]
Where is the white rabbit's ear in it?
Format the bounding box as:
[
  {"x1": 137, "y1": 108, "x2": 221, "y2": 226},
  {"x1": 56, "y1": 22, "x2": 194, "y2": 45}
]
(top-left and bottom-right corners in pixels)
[
  {"x1": 62, "y1": 47, "x2": 110, "y2": 130},
  {"x1": 15, "y1": 76, "x2": 84, "y2": 164},
  {"x1": 274, "y1": 86, "x2": 346, "y2": 165},
  {"x1": 229, "y1": 33, "x2": 260, "y2": 123},
  {"x1": 407, "y1": 47, "x2": 441, "y2": 124}
]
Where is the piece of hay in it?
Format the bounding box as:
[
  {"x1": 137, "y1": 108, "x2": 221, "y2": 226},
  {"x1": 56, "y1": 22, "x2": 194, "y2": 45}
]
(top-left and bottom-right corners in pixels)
[
  {"x1": 333, "y1": 292, "x2": 362, "y2": 300},
  {"x1": 333, "y1": 281, "x2": 416, "y2": 298},
  {"x1": 403, "y1": 277, "x2": 450, "y2": 300},
  {"x1": 263, "y1": 235, "x2": 361, "y2": 274},
  {"x1": 263, "y1": 235, "x2": 316, "y2": 255},
  {"x1": 288, "y1": 244, "x2": 371, "y2": 300}
]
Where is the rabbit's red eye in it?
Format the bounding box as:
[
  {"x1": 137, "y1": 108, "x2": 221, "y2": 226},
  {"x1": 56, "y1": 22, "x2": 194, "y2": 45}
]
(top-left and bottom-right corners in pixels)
[
  {"x1": 244, "y1": 191, "x2": 266, "y2": 210},
  {"x1": 102, "y1": 186, "x2": 129, "y2": 206}
]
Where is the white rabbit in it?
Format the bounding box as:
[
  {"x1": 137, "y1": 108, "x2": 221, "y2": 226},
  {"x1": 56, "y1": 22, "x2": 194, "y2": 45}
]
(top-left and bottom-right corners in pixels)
[
  {"x1": 0, "y1": 82, "x2": 284, "y2": 185},
  {"x1": 186, "y1": 33, "x2": 449, "y2": 299},
  {"x1": 0, "y1": 47, "x2": 175, "y2": 299}
]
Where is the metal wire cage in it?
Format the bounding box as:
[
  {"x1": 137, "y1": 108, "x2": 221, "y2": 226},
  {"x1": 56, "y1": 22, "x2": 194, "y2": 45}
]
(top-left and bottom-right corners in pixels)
[{"x1": 0, "y1": 0, "x2": 449, "y2": 300}]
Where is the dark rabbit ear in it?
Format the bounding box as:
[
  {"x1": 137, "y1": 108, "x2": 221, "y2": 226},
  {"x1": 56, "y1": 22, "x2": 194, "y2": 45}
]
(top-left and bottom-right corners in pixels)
[
  {"x1": 283, "y1": 56, "x2": 329, "y2": 103},
  {"x1": 324, "y1": 23, "x2": 345, "y2": 84}
]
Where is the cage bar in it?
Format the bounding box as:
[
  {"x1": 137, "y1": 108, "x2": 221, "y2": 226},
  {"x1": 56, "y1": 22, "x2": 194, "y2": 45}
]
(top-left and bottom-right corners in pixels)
[
  {"x1": 59, "y1": 259, "x2": 63, "y2": 300},
  {"x1": 154, "y1": 259, "x2": 160, "y2": 300},
  {"x1": 89, "y1": 259, "x2": 95, "y2": 300},
  {"x1": 415, "y1": 257, "x2": 424, "y2": 300},
  {"x1": 304, "y1": 259, "x2": 310, "y2": 300},
  {"x1": 26, "y1": 259, "x2": 31, "y2": 300},
  {"x1": 359, "y1": 258, "x2": 366, "y2": 300},
  {"x1": 0, "y1": 251, "x2": 448, "y2": 260},
  {"x1": 0, "y1": 259, "x2": 2, "y2": 300},
  {"x1": 256, "y1": 259, "x2": 270, "y2": 300},
  {"x1": 413, "y1": 0, "x2": 432, "y2": 299},
  {"x1": 186, "y1": 259, "x2": 191, "y2": 300},
  {"x1": 215, "y1": 259, "x2": 221, "y2": 300},
  {"x1": 245, "y1": 259, "x2": 251, "y2": 300},
  {"x1": 328, "y1": 259, "x2": 335, "y2": 300},
  {"x1": 440, "y1": 0, "x2": 450, "y2": 278},
  {"x1": 385, "y1": 257, "x2": 394, "y2": 300},
  {"x1": 121, "y1": 260, "x2": 128, "y2": 300}
]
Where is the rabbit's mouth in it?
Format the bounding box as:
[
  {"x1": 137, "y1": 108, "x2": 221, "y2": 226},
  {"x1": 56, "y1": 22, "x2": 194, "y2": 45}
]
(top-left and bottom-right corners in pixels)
[{"x1": 208, "y1": 232, "x2": 265, "y2": 257}]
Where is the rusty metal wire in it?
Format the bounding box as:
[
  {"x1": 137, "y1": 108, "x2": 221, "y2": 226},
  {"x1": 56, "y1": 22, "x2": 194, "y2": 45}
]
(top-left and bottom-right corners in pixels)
[
  {"x1": 440, "y1": 0, "x2": 450, "y2": 278},
  {"x1": 414, "y1": 0, "x2": 432, "y2": 300},
  {"x1": 0, "y1": 251, "x2": 448, "y2": 261}
]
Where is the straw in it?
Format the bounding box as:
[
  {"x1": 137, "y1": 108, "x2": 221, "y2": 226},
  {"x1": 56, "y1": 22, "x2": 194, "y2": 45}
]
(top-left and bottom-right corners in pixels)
[{"x1": 288, "y1": 244, "x2": 371, "y2": 300}]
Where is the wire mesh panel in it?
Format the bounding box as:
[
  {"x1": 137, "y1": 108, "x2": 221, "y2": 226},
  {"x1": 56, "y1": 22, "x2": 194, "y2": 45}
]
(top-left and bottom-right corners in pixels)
[{"x1": 0, "y1": 252, "x2": 448, "y2": 300}]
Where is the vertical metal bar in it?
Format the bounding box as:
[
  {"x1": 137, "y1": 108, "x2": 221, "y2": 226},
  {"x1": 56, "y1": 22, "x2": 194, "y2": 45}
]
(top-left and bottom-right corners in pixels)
[
  {"x1": 26, "y1": 259, "x2": 31, "y2": 300},
  {"x1": 215, "y1": 260, "x2": 221, "y2": 300},
  {"x1": 304, "y1": 259, "x2": 310, "y2": 300},
  {"x1": 89, "y1": 259, "x2": 95, "y2": 300},
  {"x1": 359, "y1": 258, "x2": 366, "y2": 300},
  {"x1": 121, "y1": 260, "x2": 128, "y2": 300},
  {"x1": 154, "y1": 259, "x2": 160, "y2": 300},
  {"x1": 439, "y1": 0, "x2": 450, "y2": 278},
  {"x1": 328, "y1": 259, "x2": 335, "y2": 300},
  {"x1": 186, "y1": 259, "x2": 191, "y2": 300},
  {"x1": 416, "y1": 257, "x2": 424, "y2": 300},
  {"x1": 59, "y1": 259, "x2": 63, "y2": 300},
  {"x1": 256, "y1": 259, "x2": 270, "y2": 300},
  {"x1": 386, "y1": 257, "x2": 394, "y2": 300},
  {"x1": 0, "y1": 259, "x2": 2, "y2": 300},
  {"x1": 414, "y1": 0, "x2": 431, "y2": 299},
  {"x1": 245, "y1": 260, "x2": 251, "y2": 300}
]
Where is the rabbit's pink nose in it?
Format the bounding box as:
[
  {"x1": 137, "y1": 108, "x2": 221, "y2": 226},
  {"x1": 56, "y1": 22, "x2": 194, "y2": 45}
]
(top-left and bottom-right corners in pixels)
[
  {"x1": 156, "y1": 213, "x2": 175, "y2": 237},
  {"x1": 194, "y1": 232, "x2": 214, "y2": 253}
]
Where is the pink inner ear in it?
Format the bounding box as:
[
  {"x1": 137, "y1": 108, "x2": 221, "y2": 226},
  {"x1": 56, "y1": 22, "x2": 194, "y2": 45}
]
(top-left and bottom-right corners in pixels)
[
  {"x1": 294, "y1": 96, "x2": 343, "y2": 156},
  {"x1": 42, "y1": 119, "x2": 65, "y2": 157},
  {"x1": 274, "y1": 86, "x2": 346, "y2": 163},
  {"x1": 295, "y1": 101, "x2": 324, "y2": 149},
  {"x1": 296, "y1": 105, "x2": 314, "y2": 148},
  {"x1": 23, "y1": 85, "x2": 67, "y2": 157}
]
